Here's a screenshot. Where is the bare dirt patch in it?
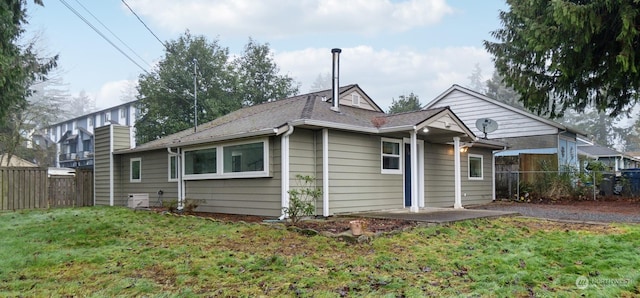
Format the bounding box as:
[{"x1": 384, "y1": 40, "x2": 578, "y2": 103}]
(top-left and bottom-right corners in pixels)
[{"x1": 155, "y1": 209, "x2": 417, "y2": 234}]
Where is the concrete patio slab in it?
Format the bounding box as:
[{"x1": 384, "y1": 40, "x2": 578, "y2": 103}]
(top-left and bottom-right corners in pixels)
[{"x1": 344, "y1": 208, "x2": 519, "y2": 223}]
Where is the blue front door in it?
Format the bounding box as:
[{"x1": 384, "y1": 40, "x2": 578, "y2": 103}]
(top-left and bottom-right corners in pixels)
[{"x1": 404, "y1": 144, "x2": 411, "y2": 207}]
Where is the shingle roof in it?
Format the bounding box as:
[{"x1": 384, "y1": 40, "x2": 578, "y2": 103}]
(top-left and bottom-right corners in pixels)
[
  {"x1": 120, "y1": 85, "x2": 453, "y2": 153},
  {"x1": 578, "y1": 144, "x2": 623, "y2": 157}
]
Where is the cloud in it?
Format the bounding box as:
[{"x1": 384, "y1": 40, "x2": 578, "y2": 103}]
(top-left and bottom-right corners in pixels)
[
  {"x1": 125, "y1": 0, "x2": 453, "y2": 37},
  {"x1": 275, "y1": 45, "x2": 494, "y2": 110},
  {"x1": 83, "y1": 46, "x2": 493, "y2": 113},
  {"x1": 89, "y1": 80, "x2": 138, "y2": 109}
]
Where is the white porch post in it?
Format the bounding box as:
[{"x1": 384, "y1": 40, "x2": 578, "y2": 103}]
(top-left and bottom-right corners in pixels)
[
  {"x1": 410, "y1": 131, "x2": 419, "y2": 212},
  {"x1": 322, "y1": 128, "x2": 330, "y2": 217},
  {"x1": 453, "y1": 136, "x2": 463, "y2": 209}
]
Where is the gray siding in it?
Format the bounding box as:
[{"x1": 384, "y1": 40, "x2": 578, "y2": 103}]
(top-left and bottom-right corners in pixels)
[
  {"x1": 118, "y1": 149, "x2": 178, "y2": 207},
  {"x1": 186, "y1": 137, "x2": 282, "y2": 217},
  {"x1": 94, "y1": 125, "x2": 131, "y2": 206},
  {"x1": 327, "y1": 130, "x2": 403, "y2": 214},
  {"x1": 314, "y1": 130, "x2": 324, "y2": 215},
  {"x1": 112, "y1": 126, "x2": 131, "y2": 206},
  {"x1": 289, "y1": 129, "x2": 317, "y2": 179},
  {"x1": 94, "y1": 126, "x2": 111, "y2": 205},
  {"x1": 289, "y1": 129, "x2": 321, "y2": 214},
  {"x1": 430, "y1": 89, "x2": 559, "y2": 139},
  {"x1": 461, "y1": 148, "x2": 494, "y2": 205},
  {"x1": 424, "y1": 143, "x2": 494, "y2": 207},
  {"x1": 424, "y1": 143, "x2": 455, "y2": 207},
  {"x1": 501, "y1": 135, "x2": 557, "y2": 150}
]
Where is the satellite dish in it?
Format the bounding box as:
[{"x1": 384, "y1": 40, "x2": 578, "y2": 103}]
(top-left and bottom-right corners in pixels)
[{"x1": 475, "y1": 118, "x2": 498, "y2": 139}]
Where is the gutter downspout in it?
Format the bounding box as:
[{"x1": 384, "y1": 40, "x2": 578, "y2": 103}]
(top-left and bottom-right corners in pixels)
[
  {"x1": 322, "y1": 128, "x2": 329, "y2": 217},
  {"x1": 167, "y1": 147, "x2": 183, "y2": 211},
  {"x1": 280, "y1": 125, "x2": 294, "y2": 220},
  {"x1": 453, "y1": 136, "x2": 463, "y2": 209}
]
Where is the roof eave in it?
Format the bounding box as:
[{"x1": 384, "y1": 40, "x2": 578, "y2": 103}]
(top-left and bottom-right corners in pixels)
[
  {"x1": 290, "y1": 119, "x2": 379, "y2": 134},
  {"x1": 113, "y1": 128, "x2": 279, "y2": 155}
]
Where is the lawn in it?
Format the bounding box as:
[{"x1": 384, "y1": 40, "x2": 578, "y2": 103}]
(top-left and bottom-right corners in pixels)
[{"x1": 0, "y1": 207, "x2": 639, "y2": 297}]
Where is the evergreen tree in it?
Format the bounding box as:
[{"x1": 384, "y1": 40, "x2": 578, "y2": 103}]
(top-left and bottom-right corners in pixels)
[
  {"x1": 388, "y1": 93, "x2": 422, "y2": 114},
  {"x1": 485, "y1": 0, "x2": 640, "y2": 118},
  {"x1": 234, "y1": 38, "x2": 299, "y2": 106},
  {"x1": 1, "y1": 0, "x2": 58, "y2": 123},
  {"x1": 135, "y1": 33, "x2": 299, "y2": 144}
]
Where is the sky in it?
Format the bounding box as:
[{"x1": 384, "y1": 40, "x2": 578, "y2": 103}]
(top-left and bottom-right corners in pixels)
[{"x1": 25, "y1": 0, "x2": 508, "y2": 112}]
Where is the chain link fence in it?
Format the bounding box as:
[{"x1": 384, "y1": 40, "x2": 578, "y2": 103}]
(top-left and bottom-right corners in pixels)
[{"x1": 495, "y1": 170, "x2": 640, "y2": 201}]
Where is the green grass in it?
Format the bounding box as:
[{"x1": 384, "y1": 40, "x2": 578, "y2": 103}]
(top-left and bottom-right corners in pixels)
[{"x1": 1, "y1": 207, "x2": 639, "y2": 297}]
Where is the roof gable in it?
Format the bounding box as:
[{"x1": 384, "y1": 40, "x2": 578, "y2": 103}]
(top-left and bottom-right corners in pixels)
[
  {"x1": 331, "y1": 85, "x2": 383, "y2": 112},
  {"x1": 424, "y1": 84, "x2": 586, "y2": 139}
]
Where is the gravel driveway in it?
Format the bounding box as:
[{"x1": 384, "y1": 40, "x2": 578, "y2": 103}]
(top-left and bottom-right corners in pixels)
[{"x1": 471, "y1": 200, "x2": 640, "y2": 223}]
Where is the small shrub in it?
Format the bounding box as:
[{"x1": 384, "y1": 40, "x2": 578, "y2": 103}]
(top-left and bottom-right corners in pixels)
[
  {"x1": 284, "y1": 175, "x2": 321, "y2": 225},
  {"x1": 184, "y1": 199, "x2": 205, "y2": 214},
  {"x1": 162, "y1": 200, "x2": 178, "y2": 212},
  {"x1": 161, "y1": 199, "x2": 204, "y2": 214}
]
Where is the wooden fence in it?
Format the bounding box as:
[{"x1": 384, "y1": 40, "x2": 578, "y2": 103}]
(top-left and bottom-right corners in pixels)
[{"x1": 0, "y1": 167, "x2": 93, "y2": 211}]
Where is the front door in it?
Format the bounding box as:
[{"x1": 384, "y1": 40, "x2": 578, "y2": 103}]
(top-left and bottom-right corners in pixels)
[{"x1": 404, "y1": 144, "x2": 411, "y2": 207}]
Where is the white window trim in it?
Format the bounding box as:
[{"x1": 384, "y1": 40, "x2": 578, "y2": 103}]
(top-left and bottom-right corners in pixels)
[
  {"x1": 381, "y1": 138, "x2": 403, "y2": 175},
  {"x1": 168, "y1": 155, "x2": 178, "y2": 182},
  {"x1": 130, "y1": 157, "x2": 142, "y2": 183},
  {"x1": 182, "y1": 138, "x2": 270, "y2": 180},
  {"x1": 468, "y1": 154, "x2": 483, "y2": 180}
]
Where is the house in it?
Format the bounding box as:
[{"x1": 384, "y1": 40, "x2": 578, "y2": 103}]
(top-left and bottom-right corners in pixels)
[
  {"x1": 0, "y1": 154, "x2": 38, "y2": 167},
  {"x1": 93, "y1": 80, "x2": 505, "y2": 217},
  {"x1": 33, "y1": 101, "x2": 138, "y2": 168},
  {"x1": 424, "y1": 85, "x2": 588, "y2": 172},
  {"x1": 578, "y1": 143, "x2": 640, "y2": 172}
]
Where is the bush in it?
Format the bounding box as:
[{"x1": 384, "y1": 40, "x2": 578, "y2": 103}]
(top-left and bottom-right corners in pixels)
[
  {"x1": 161, "y1": 199, "x2": 204, "y2": 214},
  {"x1": 283, "y1": 175, "x2": 321, "y2": 225}
]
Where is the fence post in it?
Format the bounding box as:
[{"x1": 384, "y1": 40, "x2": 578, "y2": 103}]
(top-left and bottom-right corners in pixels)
[{"x1": 592, "y1": 171, "x2": 596, "y2": 200}]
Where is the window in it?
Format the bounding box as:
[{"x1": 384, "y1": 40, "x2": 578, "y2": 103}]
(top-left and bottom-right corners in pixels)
[
  {"x1": 381, "y1": 138, "x2": 402, "y2": 174},
  {"x1": 120, "y1": 108, "x2": 127, "y2": 119},
  {"x1": 168, "y1": 155, "x2": 178, "y2": 182},
  {"x1": 88, "y1": 117, "x2": 93, "y2": 127},
  {"x1": 352, "y1": 94, "x2": 360, "y2": 106},
  {"x1": 183, "y1": 139, "x2": 269, "y2": 180},
  {"x1": 468, "y1": 154, "x2": 483, "y2": 179},
  {"x1": 185, "y1": 148, "x2": 217, "y2": 175},
  {"x1": 223, "y1": 142, "x2": 264, "y2": 173},
  {"x1": 130, "y1": 158, "x2": 141, "y2": 182}
]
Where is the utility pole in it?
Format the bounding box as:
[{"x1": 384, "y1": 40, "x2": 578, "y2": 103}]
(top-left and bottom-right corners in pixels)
[{"x1": 193, "y1": 58, "x2": 198, "y2": 132}]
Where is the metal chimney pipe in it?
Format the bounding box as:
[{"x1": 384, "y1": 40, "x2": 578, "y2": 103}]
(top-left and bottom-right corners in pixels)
[{"x1": 331, "y1": 48, "x2": 341, "y2": 112}]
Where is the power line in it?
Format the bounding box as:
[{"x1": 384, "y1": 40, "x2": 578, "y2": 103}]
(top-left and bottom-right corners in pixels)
[
  {"x1": 71, "y1": 0, "x2": 153, "y2": 69},
  {"x1": 121, "y1": 0, "x2": 168, "y2": 50},
  {"x1": 58, "y1": 0, "x2": 150, "y2": 75}
]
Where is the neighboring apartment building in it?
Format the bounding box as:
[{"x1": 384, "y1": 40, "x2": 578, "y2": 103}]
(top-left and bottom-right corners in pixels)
[{"x1": 34, "y1": 101, "x2": 138, "y2": 168}]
